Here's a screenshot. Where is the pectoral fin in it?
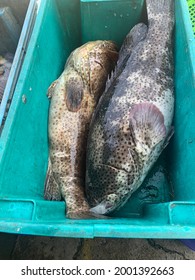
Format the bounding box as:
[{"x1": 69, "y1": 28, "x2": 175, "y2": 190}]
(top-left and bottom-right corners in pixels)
[
  {"x1": 47, "y1": 80, "x2": 58, "y2": 99},
  {"x1": 129, "y1": 103, "x2": 166, "y2": 151},
  {"x1": 44, "y1": 160, "x2": 61, "y2": 201}
]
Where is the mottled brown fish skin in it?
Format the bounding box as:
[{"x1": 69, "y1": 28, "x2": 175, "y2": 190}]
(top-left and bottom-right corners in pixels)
[
  {"x1": 45, "y1": 41, "x2": 118, "y2": 218},
  {"x1": 86, "y1": 0, "x2": 174, "y2": 215}
]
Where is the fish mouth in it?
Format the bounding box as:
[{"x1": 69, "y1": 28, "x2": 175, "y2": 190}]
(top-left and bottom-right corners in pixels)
[
  {"x1": 90, "y1": 202, "x2": 108, "y2": 215},
  {"x1": 97, "y1": 163, "x2": 129, "y2": 174}
]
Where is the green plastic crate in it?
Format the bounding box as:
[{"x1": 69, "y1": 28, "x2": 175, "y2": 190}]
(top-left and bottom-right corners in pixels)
[
  {"x1": 0, "y1": 0, "x2": 195, "y2": 238},
  {"x1": 0, "y1": 0, "x2": 38, "y2": 128}
]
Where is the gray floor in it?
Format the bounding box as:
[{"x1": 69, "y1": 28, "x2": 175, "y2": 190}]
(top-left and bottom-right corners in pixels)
[{"x1": 5, "y1": 235, "x2": 195, "y2": 260}]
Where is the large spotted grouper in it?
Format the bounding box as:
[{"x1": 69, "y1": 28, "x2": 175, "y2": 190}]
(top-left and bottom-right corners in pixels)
[
  {"x1": 44, "y1": 41, "x2": 118, "y2": 218},
  {"x1": 86, "y1": 0, "x2": 175, "y2": 215}
]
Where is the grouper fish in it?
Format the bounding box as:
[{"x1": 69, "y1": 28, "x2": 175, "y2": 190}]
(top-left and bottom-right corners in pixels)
[
  {"x1": 44, "y1": 41, "x2": 118, "y2": 218},
  {"x1": 85, "y1": 0, "x2": 175, "y2": 215}
]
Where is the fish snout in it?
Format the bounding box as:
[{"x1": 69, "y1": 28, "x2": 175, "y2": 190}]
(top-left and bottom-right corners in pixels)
[{"x1": 90, "y1": 193, "x2": 119, "y2": 215}]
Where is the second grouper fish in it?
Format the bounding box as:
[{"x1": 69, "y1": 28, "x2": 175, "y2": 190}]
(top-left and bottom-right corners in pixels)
[
  {"x1": 45, "y1": 41, "x2": 118, "y2": 218},
  {"x1": 86, "y1": 0, "x2": 175, "y2": 215}
]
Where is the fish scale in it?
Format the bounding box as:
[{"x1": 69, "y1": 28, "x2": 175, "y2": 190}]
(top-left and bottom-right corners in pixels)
[{"x1": 86, "y1": 0, "x2": 175, "y2": 215}]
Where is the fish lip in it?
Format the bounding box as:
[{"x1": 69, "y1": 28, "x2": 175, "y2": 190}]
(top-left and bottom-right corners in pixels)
[
  {"x1": 90, "y1": 203, "x2": 108, "y2": 215},
  {"x1": 97, "y1": 163, "x2": 129, "y2": 174}
]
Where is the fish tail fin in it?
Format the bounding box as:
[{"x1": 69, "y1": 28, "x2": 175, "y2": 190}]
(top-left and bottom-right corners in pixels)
[
  {"x1": 146, "y1": 0, "x2": 174, "y2": 18},
  {"x1": 44, "y1": 160, "x2": 62, "y2": 201}
]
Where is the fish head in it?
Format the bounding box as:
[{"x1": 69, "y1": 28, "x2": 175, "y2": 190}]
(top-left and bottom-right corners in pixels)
[
  {"x1": 86, "y1": 103, "x2": 168, "y2": 215},
  {"x1": 86, "y1": 163, "x2": 129, "y2": 215}
]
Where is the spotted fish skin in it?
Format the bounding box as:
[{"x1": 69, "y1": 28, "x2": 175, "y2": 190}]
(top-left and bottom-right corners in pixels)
[
  {"x1": 45, "y1": 41, "x2": 118, "y2": 218},
  {"x1": 86, "y1": 0, "x2": 174, "y2": 215}
]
